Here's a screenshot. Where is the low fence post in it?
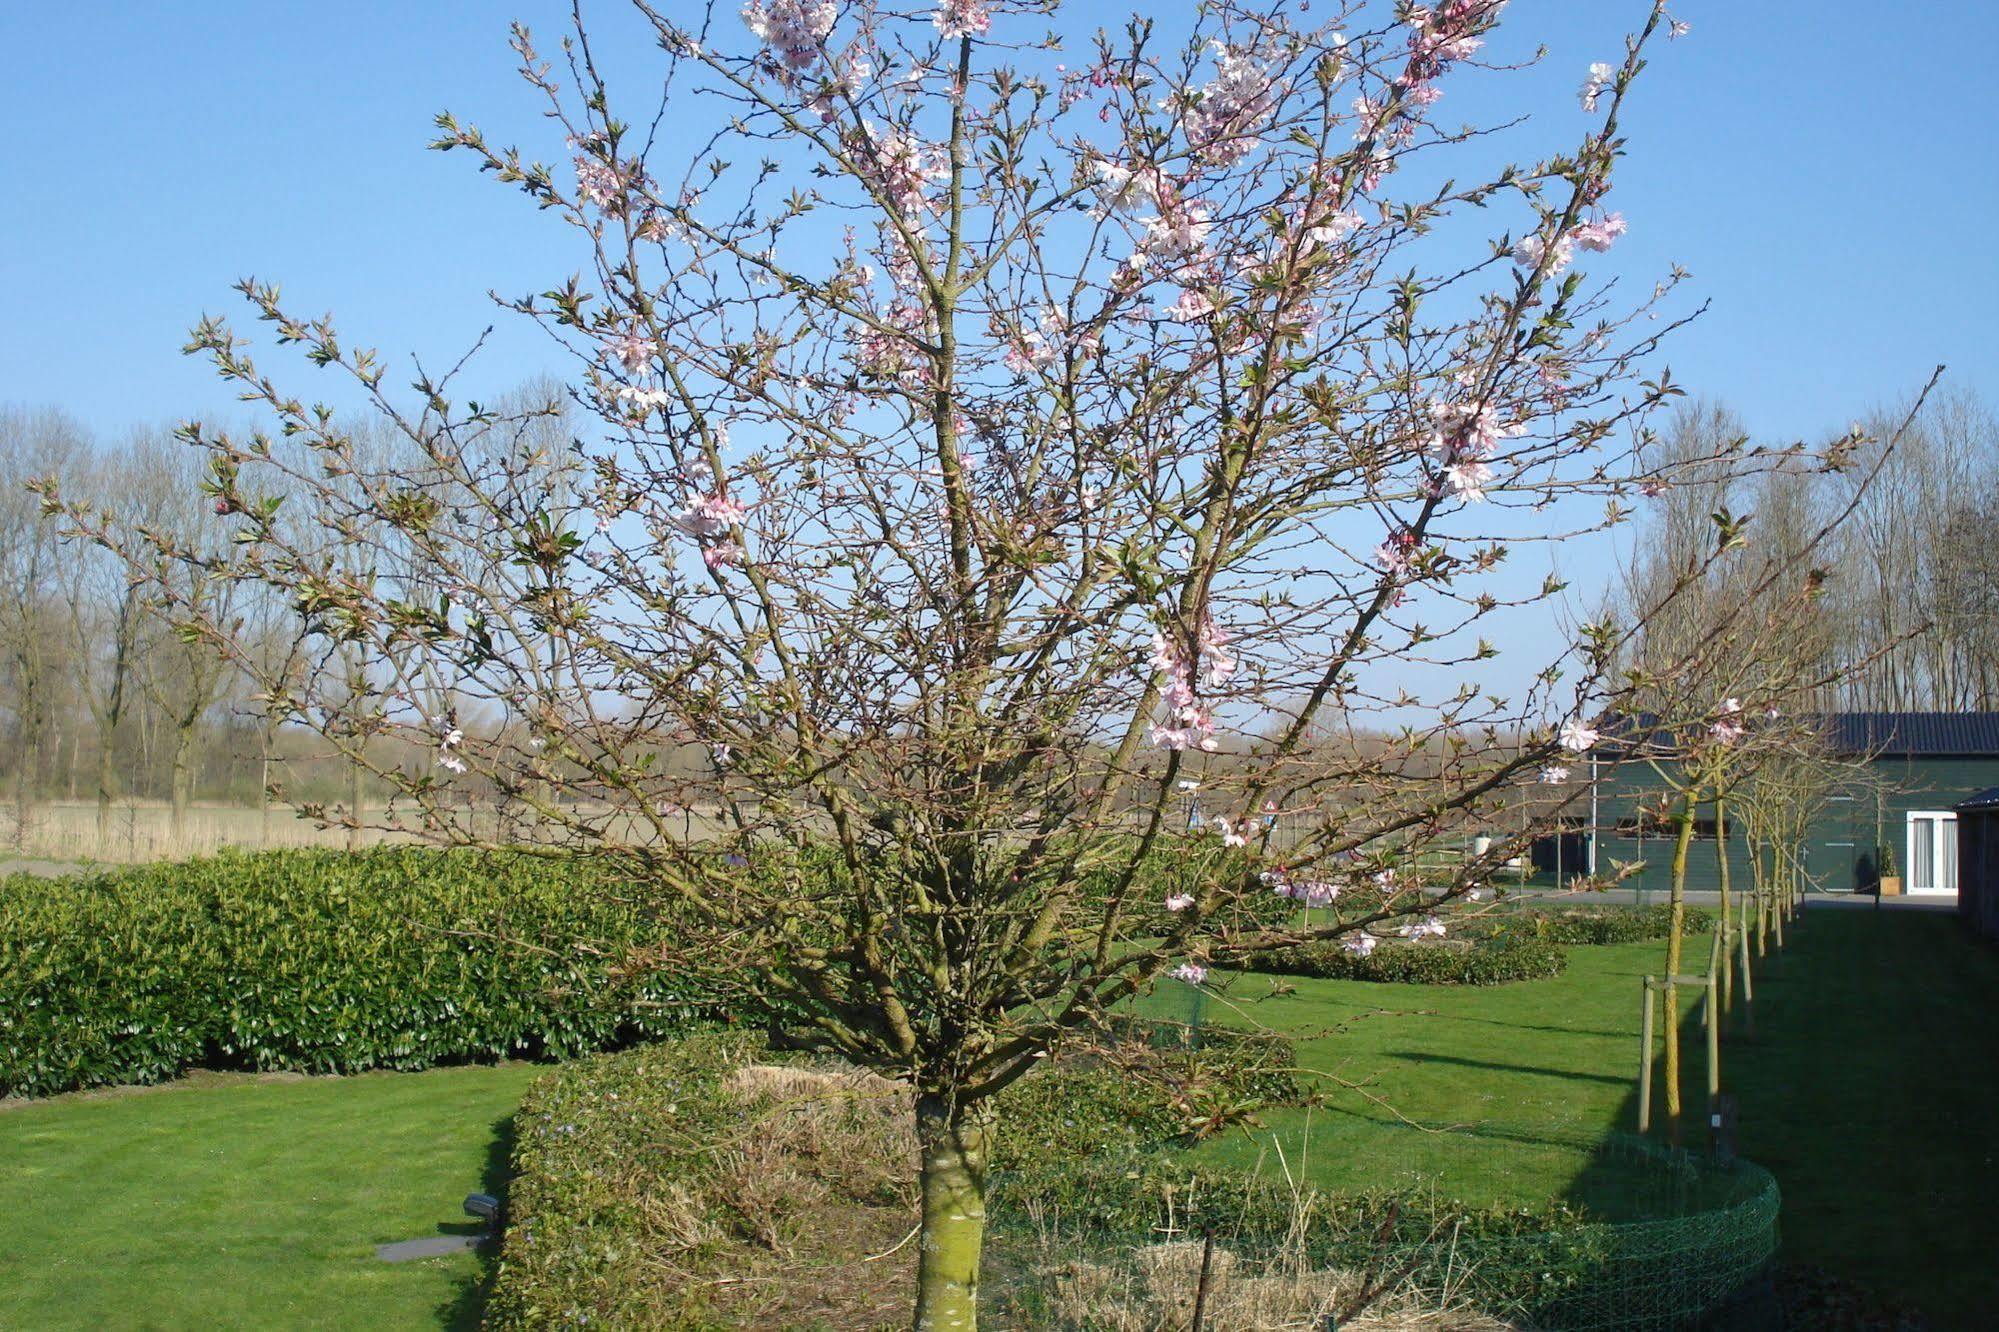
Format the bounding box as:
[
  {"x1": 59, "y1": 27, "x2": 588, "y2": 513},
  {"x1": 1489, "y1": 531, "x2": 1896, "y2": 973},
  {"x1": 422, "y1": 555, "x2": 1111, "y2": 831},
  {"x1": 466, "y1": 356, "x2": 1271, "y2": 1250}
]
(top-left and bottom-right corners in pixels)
[{"x1": 1638, "y1": 977, "x2": 1657, "y2": 1134}]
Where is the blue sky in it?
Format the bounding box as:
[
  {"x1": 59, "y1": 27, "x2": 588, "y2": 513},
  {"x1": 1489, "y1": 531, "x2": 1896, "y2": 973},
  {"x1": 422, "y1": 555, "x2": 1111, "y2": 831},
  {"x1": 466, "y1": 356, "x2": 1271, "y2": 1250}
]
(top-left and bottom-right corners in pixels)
[{"x1": 4, "y1": 2, "x2": 1993, "y2": 444}]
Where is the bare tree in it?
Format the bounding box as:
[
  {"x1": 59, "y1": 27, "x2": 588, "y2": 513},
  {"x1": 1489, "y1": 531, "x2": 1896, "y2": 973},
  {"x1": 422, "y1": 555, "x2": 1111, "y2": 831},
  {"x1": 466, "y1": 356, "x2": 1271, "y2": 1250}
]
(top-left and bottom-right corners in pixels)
[{"x1": 0, "y1": 407, "x2": 88, "y2": 844}]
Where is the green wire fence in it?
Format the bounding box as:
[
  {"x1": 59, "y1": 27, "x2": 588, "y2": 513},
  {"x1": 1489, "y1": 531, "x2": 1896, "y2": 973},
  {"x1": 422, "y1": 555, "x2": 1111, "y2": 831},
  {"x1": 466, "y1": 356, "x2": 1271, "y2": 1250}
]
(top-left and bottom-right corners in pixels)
[{"x1": 984, "y1": 1121, "x2": 1779, "y2": 1330}]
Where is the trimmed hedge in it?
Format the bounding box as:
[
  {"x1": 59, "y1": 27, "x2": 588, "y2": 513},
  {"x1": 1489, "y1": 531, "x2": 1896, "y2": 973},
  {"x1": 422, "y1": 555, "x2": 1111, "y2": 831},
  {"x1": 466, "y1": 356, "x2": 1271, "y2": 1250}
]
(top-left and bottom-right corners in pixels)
[
  {"x1": 1518, "y1": 902, "x2": 1715, "y2": 945},
  {"x1": 1249, "y1": 904, "x2": 1720, "y2": 986},
  {"x1": 0, "y1": 848, "x2": 715, "y2": 1097},
  {"x1": 487, "y1": 1025, "x2": 1308, "y2": 1328},
  {"x1": 1255, "y1": 933, "x2": 1570, "y2": 985}
]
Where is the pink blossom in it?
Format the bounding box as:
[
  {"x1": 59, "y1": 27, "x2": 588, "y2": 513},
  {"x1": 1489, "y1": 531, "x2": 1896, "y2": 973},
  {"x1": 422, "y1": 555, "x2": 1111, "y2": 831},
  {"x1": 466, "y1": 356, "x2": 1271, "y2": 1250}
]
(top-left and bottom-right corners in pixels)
[
  {"x1": 1399, "y1": 915, "x2": 1447, "y2": 939},
  {"x1": 1579, "y1": 61, "x2": 1614, "y2": 112},
  {"x1": 674, "y1": 490, "x2": 750, "y2": 539},
  {"x1": 1558, "y1": 719, "x2": 1600, "y2": 753},
  {"x1": 1400, "y1": 1, "x2": 1503, "y2": 95},
  {"x1": 741, "y1": 0, "x2": 835, "y2": 71},
  {"x1": 1512, "y1": 230, "x2": 1577, "y2": 274},
  {"x1": 1089, "y1": 158, "x2": 1166, "y2": 217},
  {"x1": 1134, "y1": 200, "x2": 1215, "y2": 273},
  {"x1": 1710, "y1": 697, "x2": 1745, "y2": 746},
  {"x1": 1213, "y1": 817, "x2": 1249, "y2": 849},
  {"x1": 1001, "y1": 308, "x2": 1090, "y2": 374},
  {"x1": 1164, "y1": 893, "x2": 1195, "y2": 912},
  {"x1": 1539, "y1": 763, "x2": 1571, "y2": 785},
  {"x1": 1443, "y1": 459, "x2": 1493, "y2": 502},
  {"x1": 575, "y1": 156, "x2": 628, "y2": 209},
  {"x1": 932, "y1": 0, "x2": 990, "y2": 40},
  {"x1": 614, "y1": 384, "x2": 671, "y2": 415},
  {"x1": 1669, "y1": 18, "x2": 1692, "y2": 39},
  {"x1": 1169, "y1": 962, "x2": 1208, "y2": 985},
  {"x1": 606, "y1": 331, "x2": 658, "y2": 375},
  {"x1": 1373, "y1": 529, "x2": 1419, "y2": 577},
  {"x1": 859, "y1": 126, "x2": 949, "y2": 215},
  {"x1": 1164, "y1": 288, "x2": 1217, "y2": 323},
  {"x1": 1343, "y1": 933, "x2": 1379, "y2": 957},
  {"x1": 1303, "y1": 208, "x2": 1363, "y2": 250},
  {"x1": 1182, "y1": 42, "x2": 1279, "y2": 167},
  {"x1": 1571, "y1": 212, "x2": 1627, "y2": 253},
  {"x1": 437, "y1": 752, "x2": 468, "y2": 775},
  {"x1": 1147, "y1": 616, "x2": 1234, "y2": 751},
  {"x1": 703, "y1": 540, "x2": 745, "y2": 570}
]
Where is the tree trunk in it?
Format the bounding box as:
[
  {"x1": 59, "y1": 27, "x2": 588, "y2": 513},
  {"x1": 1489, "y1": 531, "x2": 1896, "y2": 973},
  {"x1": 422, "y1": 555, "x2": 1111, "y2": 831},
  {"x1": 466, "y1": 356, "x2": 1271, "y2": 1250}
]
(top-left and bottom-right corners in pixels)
[
  {"x1": 1714, "y1": 795, "x2": 1733, "y2": 1015},
  {"x1": 347, "y1": 749, "x2": 364, "y2": 852},
  {"x1": 169, "y1": 719, "x2": 196, "y2": 835},
  {"x1": 260, "y1": 717, "x2": 275, "y2": 847},
  {"x1": 1663, "y1": 799, "x2": 1696, "y2": 1144},
  {"x1": 913, "y1": 1093, "x2": 993, "y2": 1332},
  {"x1": 96, "y1": 729, "x2": 115, "y2": 841}
]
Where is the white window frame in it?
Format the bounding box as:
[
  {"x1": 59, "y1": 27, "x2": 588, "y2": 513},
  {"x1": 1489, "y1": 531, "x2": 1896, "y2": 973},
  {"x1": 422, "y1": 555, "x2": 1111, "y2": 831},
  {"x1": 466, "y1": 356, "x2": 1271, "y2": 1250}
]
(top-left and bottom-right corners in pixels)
[{"x1": 1905, "y1": 810, "x2": 1959, "y2": 896}]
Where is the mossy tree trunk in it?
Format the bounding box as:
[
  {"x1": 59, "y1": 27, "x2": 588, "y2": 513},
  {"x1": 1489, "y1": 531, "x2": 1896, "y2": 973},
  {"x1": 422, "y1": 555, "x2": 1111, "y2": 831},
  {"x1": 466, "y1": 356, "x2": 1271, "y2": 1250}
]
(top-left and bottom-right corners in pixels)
[{"x1": 914, "y1": 1093, "x2": 994, "y2": 1332}]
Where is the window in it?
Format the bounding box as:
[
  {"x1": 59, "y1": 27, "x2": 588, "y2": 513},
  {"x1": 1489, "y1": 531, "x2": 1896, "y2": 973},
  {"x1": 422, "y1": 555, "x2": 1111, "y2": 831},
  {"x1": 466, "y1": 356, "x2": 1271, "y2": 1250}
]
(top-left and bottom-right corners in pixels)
[{"x1": 1906, "y1": 811, "x2": 1959, "y2": 895}]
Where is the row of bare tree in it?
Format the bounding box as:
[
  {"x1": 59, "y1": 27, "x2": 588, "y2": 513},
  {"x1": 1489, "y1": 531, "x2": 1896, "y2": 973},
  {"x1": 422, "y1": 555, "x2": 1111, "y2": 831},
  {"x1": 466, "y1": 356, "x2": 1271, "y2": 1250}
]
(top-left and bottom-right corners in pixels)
[
  {"x1": 1626, "y1": 388, "x2": 1999, "y2": 714},
  {"x1": 0, "y1": 388, "x2": 572, "y2": 844}
]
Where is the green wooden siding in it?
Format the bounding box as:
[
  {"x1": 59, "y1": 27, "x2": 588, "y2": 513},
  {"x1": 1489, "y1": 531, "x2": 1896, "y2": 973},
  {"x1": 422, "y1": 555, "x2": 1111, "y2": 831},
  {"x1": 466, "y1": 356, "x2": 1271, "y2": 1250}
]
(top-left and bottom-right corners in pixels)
[{"x1": 1580, "y1": 756, "x2": 1999, "y2": 896}]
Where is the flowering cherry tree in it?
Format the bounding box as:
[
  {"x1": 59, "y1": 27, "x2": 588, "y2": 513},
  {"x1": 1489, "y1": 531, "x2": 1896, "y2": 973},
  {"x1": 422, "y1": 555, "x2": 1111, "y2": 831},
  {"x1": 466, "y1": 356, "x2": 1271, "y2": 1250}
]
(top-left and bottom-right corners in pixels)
[{"x1": 42, "y1": 1, "x2": 1730, "y2": 1324}]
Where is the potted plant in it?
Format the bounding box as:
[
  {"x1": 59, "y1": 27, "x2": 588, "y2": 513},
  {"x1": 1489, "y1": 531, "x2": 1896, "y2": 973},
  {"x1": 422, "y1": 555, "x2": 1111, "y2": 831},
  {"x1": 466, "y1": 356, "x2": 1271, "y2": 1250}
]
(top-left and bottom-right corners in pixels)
[{"x1": 1876, "y1": 841, "x2": 1902, "y2": 896}]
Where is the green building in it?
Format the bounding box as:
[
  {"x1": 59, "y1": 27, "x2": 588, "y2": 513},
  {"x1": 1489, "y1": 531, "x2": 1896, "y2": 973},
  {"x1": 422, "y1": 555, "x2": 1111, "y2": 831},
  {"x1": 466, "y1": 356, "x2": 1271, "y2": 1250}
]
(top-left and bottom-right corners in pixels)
[{"x1": 1572, "y1": 713, "x2": 1999, "y2": 899}]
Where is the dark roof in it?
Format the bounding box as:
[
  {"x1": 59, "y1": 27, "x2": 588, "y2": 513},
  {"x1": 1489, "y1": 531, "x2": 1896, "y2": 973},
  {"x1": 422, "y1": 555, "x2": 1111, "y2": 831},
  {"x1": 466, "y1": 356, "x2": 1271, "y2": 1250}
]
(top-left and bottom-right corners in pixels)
[
  {"x1": 1958, "y1": 787, "x2": 1999, "y2": 813},
  {"x1": 1821, "y1": 713, "x2": 1999, "y2": 758}
]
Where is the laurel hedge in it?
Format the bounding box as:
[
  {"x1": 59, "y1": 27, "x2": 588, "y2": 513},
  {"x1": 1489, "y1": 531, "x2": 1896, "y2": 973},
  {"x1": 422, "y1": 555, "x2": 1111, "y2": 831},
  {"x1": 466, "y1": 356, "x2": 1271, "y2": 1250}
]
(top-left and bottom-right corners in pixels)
[{"x1": 0, "y1": 849, "x2": 717, "y2": 1097}]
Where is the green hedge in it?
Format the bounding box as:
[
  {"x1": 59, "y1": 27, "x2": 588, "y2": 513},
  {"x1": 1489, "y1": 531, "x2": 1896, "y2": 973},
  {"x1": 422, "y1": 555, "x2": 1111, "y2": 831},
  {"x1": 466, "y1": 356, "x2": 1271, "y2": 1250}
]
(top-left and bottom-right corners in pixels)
[
  {"x1": 487, "y1": 1025, "x2": 1307, "y2": 1328},
  {"x1": 1254, "y1": 933, "x2": 1570, "y2": 985},
  {"x1": 487, "y1": 1029, "x2": 1666, "y2": 1327},
  {"x1": 1517, "y1": 903, "x2": 1715, "y2": 945},
  {"x1": 0, "y1": 849, "x2": 715, "y2": 1097},
  {"x1": 1248, "y1": 904, "x2": 1720, "y2": 986}
]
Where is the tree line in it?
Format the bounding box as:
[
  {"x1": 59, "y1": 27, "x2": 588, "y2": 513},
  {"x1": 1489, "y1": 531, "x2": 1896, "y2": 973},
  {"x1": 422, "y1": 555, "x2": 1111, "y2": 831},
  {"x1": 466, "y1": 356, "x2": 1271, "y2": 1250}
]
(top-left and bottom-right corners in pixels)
[
  {"x1": 1625, "y1": 387, "x2": 1999, "y2": 715},
  {"x1": 0, "y1": 388, "x2": 569, "y2": 845}
]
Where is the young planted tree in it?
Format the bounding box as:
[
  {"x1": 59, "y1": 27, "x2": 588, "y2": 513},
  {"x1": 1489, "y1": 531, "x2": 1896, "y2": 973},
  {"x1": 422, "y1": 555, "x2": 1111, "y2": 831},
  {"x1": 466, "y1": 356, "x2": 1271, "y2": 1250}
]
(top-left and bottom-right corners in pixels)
[
  {"x1": 45, "y1": 1, "x2": 1740, "y2": 1323},
  {"x1": 1617, "y1": 392, "x2": 1935, "y2": 1139}
]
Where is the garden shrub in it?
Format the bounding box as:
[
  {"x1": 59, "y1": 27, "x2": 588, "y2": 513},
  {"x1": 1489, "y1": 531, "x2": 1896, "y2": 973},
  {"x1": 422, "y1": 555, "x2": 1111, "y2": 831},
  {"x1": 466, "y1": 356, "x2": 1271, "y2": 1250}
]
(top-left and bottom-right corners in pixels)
[
  {"x1": 486, "y1": 1029, "x2": 1632, "y2": 1328},
  {"x1": 1254, "y1": 933, "x2": 1570, "y2": 985},
  {"x1": 0, "y1": 848, "x2": 719, "y2": 1096},
  {"x1": 487, "y1": 1024, "x2": 1309, "y2": 1328},
  {"x1": 1515, "y1": 903, "x2": 1715, "y2": 945}
]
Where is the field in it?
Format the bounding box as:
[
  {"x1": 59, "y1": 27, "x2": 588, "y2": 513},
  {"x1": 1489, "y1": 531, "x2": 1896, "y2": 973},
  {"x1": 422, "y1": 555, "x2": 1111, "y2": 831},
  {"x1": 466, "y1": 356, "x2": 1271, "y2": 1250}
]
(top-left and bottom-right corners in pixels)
[{"x1": 2, "y1": 908, "x2": 1993, "y2": 1328}]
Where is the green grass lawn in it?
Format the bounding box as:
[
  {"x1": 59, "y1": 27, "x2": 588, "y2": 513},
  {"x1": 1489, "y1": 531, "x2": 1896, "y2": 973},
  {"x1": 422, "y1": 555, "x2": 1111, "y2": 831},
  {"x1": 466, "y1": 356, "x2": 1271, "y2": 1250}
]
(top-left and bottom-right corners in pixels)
[
  {"x1": 1135, "y1": 935, "x2": 1709, "y2": 1212},
  {"x1": 2, "y1": 909, "x2": 1991, "y2": 1328},
  {"x1": 0, "y1": 1062, "x2": 538, "y2": 1330}
]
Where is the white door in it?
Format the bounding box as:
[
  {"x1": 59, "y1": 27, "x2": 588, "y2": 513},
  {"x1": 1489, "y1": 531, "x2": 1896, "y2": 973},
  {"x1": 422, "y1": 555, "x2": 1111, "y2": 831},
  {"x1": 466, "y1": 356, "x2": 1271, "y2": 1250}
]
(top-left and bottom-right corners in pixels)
[{"x1": 1906, "y1": 811, "x2": 1959, "y2": 896}]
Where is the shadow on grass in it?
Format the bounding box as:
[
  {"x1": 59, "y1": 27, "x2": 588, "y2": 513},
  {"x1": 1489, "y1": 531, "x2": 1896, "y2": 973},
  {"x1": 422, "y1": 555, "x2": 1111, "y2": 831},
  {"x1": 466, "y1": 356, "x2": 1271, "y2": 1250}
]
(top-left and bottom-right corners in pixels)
[
  {"x1": 1381, "y1": 1050, "x2": 1635, "y2": 1087},
  {"x1": 437, "y1": 1110, "x2": 519, "y2": 1331}
]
